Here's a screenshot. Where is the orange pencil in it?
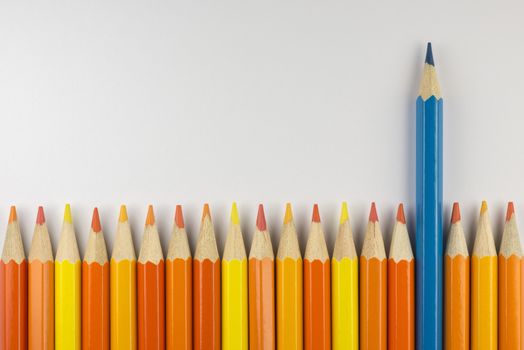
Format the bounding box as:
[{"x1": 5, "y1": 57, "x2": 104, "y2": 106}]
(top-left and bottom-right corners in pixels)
[
  {"x1": 0, "y1": 206, "x2": 27, "y2": 350},
  {"x1": 360, "y1": 202, "x2": 387, "y2": 350},
  {"x1": 138, "y1": 205, "x2": 165, "y2": 350},
  {"x1": 82, "y1": 208, "x2": 110, "y2": 350},
  {"x1": 499, "y1": 202, "x2": 523, "y2": 350},
  {"x1": 387, "y1": 204, "x2": 414, "y2": 350},
  {"x1": 248, "y1": 204, "x2": 275, "y2": 350},
  {"x1": 444, "y1": 203, "x2": 470, "y2": 350},
  {"x1": 304, "y1": 204, "x2": 331, "y2": 350},
  {"x1": 166, "y1": 205, "x2": 192, "y2": 350},
  {"x1": 193, "y1": 204, "x2": 221, "y2": 350},
  {"x1": 28, "y1": 207, "x2": 54, "y2": 350}
]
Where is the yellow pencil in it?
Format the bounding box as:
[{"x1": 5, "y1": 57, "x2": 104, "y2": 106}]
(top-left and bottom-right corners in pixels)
[
  {"x1": 110, "y1": 205, "x2": 137, "y2": 350},
  {"x1": 276, "y1": 203, "x2": 303, "y2": 350},
  {"x1": 222, "y1": 202, "x2": 248, "y2": 350},
  {"x1": 472, "y1": 201, "x2": 497, "y2": 350},
  {"x1": 332, "y1": 202, "x2": 358, "y2": 350},
  {"x1": 55, "y1": 204, "x2": 81, "y2": 350}
]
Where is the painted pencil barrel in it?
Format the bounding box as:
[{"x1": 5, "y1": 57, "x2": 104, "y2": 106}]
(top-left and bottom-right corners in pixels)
[
  {"x1": 276, "y1": 257, "x2": 303, "y2": 350},
  {"x1": 304, "y1": 260, "x2": 331, "y2": 350},
  {"x1": 166, "y1": 258, "x2": 192, "y2": 350},
  {"x1": 137, "y1": 260, "x2": 165, "y2": 350},
  {"x1": 331, "y1": 257, "x2": 358, "y2": 350},
  {"x1": 82, "y1": 261, "x2": 110, "y2": 350},
  {"x1": 444, "y1": 255, "x2": 470, "y2": 350},
  {"x1": 110, "y1": 259, "x2": 137, "y2": 350},
  {"x1": 248, "y1": 258, "x2": 275, "y2": 350},
  {"x1": 28, "y1": 260, "x2": 54, "y2": 350},
  {"x1": 55, "y1": 260, "x2": 81, "y2": 350},
  {"x1": 222, "y1": 259, "x2": 248, "y2": 350},
  {"x1": 360, "y1": 257, "x2": 387, "y2": 350},
  {"x1": 471, "y1": 256, "x2": 497, "y2": 350},
  {"x1": 498, "y1": 255, "x2": 521, "y2": 349},
  {"x1": 0, "y1": 260, "x2": 28, "y2": 350}
]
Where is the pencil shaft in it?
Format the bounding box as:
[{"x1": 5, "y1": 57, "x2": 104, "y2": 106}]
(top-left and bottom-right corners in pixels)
[
  {"x1": 166, "y1": 258, "x2": 192, "y2": 350},
  {"x1": 110, "y1": 259, "x2": 137, "y2": 350},
  {"x1": 331, "y1": 257, "x2": 358, "y2": 350},
  {"x1": 55, "y1": 260, "x2": 81, "y2": 350},
  {"x1": 444, "y1": 255, "x2": 470, "y2": 350},
  {"x1": 82, "y1": 261, "x2": 110, "y2": 350},
  {"x1": 0, "y1": 260, "x2": 27, "y2": 350},
  {"x1": 498, "y1": 255, "x2": 522, "y2": 349},
  {"x1": 304, "y1": 260, "x2": 331, "y2": 350},
  {"x1": 276, "y1": 258, "x2": 302, "y2": 350},
  {"x1": 360, "y1": 257, "x2": 387, "y2": 350},
  {"x1": 138, "y1": 261, "x2": 165, "y2": 350},
  {"x1": 29, "y1": 260, "x2": 54, "y2": 350},
  {"x1": 471, "y1": 256, "x2": 497, "y2": 349},
  {"x1": 248, "y1": 258, "x2": 275, "y2": 350},
  {"x1": 222, "y1": 259, "x2": 248, "y2": 350}
]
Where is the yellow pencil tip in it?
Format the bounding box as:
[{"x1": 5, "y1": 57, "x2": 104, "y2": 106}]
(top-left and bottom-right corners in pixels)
[
  {"x1": 63, "y1": 204, "x2": 73, "y2": 223},
  {"x1": 284, "y1": 203, "x2": 293, "y2": 224},
  {"x1": 119, "y1": 205, "x2": 128, "y2": 222},
  {"x1": 340, "y1": 202, "x2": 349, "y2": 224},
  {"x1": 231, "y1": 202, "x2": 240, "y2": 225},
  {"x1": 480, "y1": 201, "x2": 488, "y2": 214}
]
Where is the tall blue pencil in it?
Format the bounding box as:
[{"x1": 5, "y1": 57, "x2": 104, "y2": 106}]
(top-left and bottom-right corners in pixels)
[{"x1": 416, "y1": 42, "x2": 443, "y2": 350}]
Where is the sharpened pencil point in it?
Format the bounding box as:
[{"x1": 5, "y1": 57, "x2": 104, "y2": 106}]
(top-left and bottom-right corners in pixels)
[
  {"x1": 451, "y1": 202, "x2": 461, "y2": 224},
  {"x1": 63, "y1": 204, "x2": 72, "y2": 223},
  {"x1": 119, "y1": 205, "x2": 128, "y2": 222},
  {"x1": 256, "y1": 204, "x2": 267, "y2": 231},
  {"x1": 312, "y1": 204, "x2": 321, "y2": 223},
  {"x1": 91, "y1": 208, "x2": 102, "y2": 233},
  {"x1": 146, "y1": 205, "x2": 155, "y2": 225},
  {"x1": 396, "y1": 203, "x2": 406, "y2": 224},
  {"x1": 340, "y1": 202, "x2": 349, "y2": 224},
  {"x1": 425, "y1": 42, "x2": 434, "y2": 66},
  {"x1": 202, "y1": 203, "x2": 211, "y2": 221},
  {"x1": 506, "y1": 202, "x2": 515, "y2": 222},
  {"x1": 175, "y1": 205, "x2": 185, "y2": 228},
  {"x1": 230, "y1": 202, "x2": 240, "y2": 225},
  {"x1": 369, "y1": 202, "x2": 379, "y2": 222},
  {"x1": 36, "y1": 206, "x2": 45, "y2": 224},
  {"x1": 8, "y1": 206, "x2": 17, "y2": 223},
  {"x1": 284, "y1": 203, "x2": 293, "y2": 224},
  {"x1": 480, "y1": 201, "x2": 488, "y2": 214}
]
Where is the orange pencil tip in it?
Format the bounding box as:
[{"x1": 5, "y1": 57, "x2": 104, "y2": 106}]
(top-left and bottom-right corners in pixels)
[
  {"x1": 202, "y1": 203, "x2": 211, "y2": 221},
  {"x1": 369, "y1": 202, "x2": 379, "y2": 222},
  {"x1": 36, "y1": 206, "x2": 45, "y2": 224},
  {"x1": 396, "y1": 203, "x2": 406, "y2": 224},
  {"x1": 91, "y1": 208, "x2": 102, "y2": 232},
  {"x1": 506, "y1": 202, "x2": 515, "y2": 221},
  {"x1": 146, "y1": 205, "x2": 155, "y2": 225},
  {"x1": 8, "y1": 206, "x2": 17, "y2": 223},
  {"x1": 451, "y1": 202, "x2": 461, "y2": 223},
  {"x1": 175, "y1": 205, "x2": 185, "y2": 228},
  {"x1": 312, "y1": 204, "x2": 321, "y2": 223},
  {"x1": 256, "y1": 204, "x2": 267, "y2": 231}
]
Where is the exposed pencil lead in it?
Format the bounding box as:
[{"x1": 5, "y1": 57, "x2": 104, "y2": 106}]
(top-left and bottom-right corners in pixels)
[
  {"x1": 91, "y1": 207, "x2": 102, "y2": 233},
  {"x1": 36, "y1": 206, "x2": 45, "y2": 224},
  {"x1": 506, "y1": 202, "x2": 515, "y2": 222},
  {"x1": 284, "y1": 203, "x2": 293, "y2": 224},
  {"x1": 369, "y1": 202, "x2": 379, "y2": 222},
  {"x1": 340, "y1": 202, "x2": 349, "y2": 224},
  {"x1": 9, "y1": 206, "x2": 17, "y2": 223},
  {"x1": 256, "y1": 204, "x2": 267, "y2": 231},
  {"x1": 119, "y1": 205, "x2": 128, "y2": 223},
  {"x1": 175, "y1": 205, "x2": 185, "y2": 228},
  {"x1": 480, "y1": 200, "x2": 488, "y2": 214},
  {"x1": 145, "y1": 205, "x2": 155, "y2": 226},
  {"x1": 312, "y1": 204, "x2": 321, "y2": 223},
  {"x1": 202, "y1": 203, "x2": 211, "y2": 221},
  {"x1": 425, "y1": 42, "x2": 434, "y2": 66},
  {"x1": 230, "y1": 202, "x2": 240, "y2": 225},
  {"x1": 63, "y1": 204, "x2": 73, "y2": 223},
  {"x1": 451, "y1": 202, "x2": 461, "y2": 224},
  {"x1": 396, "y1": 203, "x2": 406, "y2": 224}
]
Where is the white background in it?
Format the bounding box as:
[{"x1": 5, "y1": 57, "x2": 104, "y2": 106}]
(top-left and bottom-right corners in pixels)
[{"x1": 1, "y1": 1, "x2": 523, "y2": 257}]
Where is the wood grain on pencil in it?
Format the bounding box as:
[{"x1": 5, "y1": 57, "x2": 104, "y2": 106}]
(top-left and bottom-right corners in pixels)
[
  {"x1": 166, "y1": 205, "x2": 192, "y2": 350},
  {"x1": 0, "y1": 206, "x2": 27, "y2": 350},
  {"x1": 193, "y1": 204, "x2": 221, "y2": 350},
  {"x1": 304, "y1": 204, "x2": 331, "y2": 350},
  {"x1": 138, "y1": 205, "x2": 165, "y2": 350},
  {"x1": 82, "y1": 208, "x2": 110, "y2": 350},
  {"x1": 28, "y1": 206, "x2": 54, "y2": 350}
]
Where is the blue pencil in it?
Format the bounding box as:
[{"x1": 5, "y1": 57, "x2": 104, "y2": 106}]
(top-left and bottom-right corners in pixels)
[{"x1": 416, "y1": 42, "x2": 443, "y2": 350}]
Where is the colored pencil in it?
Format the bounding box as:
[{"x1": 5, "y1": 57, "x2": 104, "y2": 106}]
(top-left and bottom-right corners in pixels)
[
  {"x1": 82, "y1": 208, "x2": 110, "y2": 350},
  {"x1": 137, "y1": 205, "x2": 165, "y2": 350},
  {"x1": 166, "y1": 205, "x2": 192, "y2": 350},
  {"x1": 444, "y1": 203, "x2": 470, "y2": 350},
  {"x1": 360, "y1": 202, "x2": 387, "y2": 350},
  {"x1": 222, "y1": 202, "x2": 248, "y2": 350},
  {"x1": 111, "y1": 205, "x2": 137, "y2": 350},
  {"x1": 304, "y1": 204, "x2": 331, "y2": 350},
  {"x1": 499, "y1": 202, "x2": 522, "y2": 350},
  {"x1": 28, "y1": 206, "x2": 54, "y2": 350},
  {"x1": 55, "y1": 204, "x2": 81, "y2": 350},
  {"x1": 471, "y1": 201, "x2": 497, "y2": 350},
  {"x1": 276, "y1": 203, "x2": 302, "y2": 350},
  {"x1": 0, "y1": 206, "x2": 27, "y2": 350},
  {"x1": 193, "y1": 204, "x2": 221, "y2": 350},
  {"x1": 387, "y1": 203, "x2": 415, "y2": 350},
  {"x1": 331, "y1": 202, "x2": 358, "y2": 350},
  {"x1": 248, "y1": 204, "x2": 275, "y2": 350},
  {"x1": 416, "y1": 42, "x2": 443, "y2": 350}
]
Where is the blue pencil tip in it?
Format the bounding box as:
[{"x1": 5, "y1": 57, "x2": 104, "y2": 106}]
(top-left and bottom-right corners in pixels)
[{"x1": 425, "y1": 42, "x2": 435, "y2": 66}]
